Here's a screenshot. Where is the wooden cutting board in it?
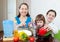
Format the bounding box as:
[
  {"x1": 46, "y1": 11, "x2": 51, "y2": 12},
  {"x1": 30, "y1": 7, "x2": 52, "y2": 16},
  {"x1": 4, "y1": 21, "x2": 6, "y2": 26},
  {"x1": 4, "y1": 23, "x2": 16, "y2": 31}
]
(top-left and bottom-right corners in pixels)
[{"x1": 3, "y1": 37, "x2": 13, "y2": 42}]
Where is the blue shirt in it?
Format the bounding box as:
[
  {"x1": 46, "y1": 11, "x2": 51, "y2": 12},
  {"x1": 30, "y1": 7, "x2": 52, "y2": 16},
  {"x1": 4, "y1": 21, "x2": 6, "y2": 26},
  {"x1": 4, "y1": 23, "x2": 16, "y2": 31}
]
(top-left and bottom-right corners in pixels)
[{"x1": 15, "y1": 16, "x2": 31, "y2": 28}]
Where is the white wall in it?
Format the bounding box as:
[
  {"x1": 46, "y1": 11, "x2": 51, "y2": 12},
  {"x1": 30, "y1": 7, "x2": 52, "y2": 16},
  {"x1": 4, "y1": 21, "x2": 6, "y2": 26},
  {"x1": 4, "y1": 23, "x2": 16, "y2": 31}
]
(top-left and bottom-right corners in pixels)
[
  {"x1": 31, "y1": 0, "x2": 60, "y2": 29},
  {"x1": 8, "y1": 0, "x2": 16, "y2": 20}
]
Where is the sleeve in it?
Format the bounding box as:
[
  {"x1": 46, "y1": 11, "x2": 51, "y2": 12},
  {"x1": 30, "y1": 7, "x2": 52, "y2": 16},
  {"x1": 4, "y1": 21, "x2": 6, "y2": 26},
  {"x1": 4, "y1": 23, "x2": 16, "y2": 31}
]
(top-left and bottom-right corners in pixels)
[
  {"x1": 49, "y1": 23, "x2": 59, "y2": 34},
  {"x1": 26, "y1": 17, "x2": 31, "y2": 27},
  {"x1": 28, "y1": 17, "x2": 31, "y2": 22}
]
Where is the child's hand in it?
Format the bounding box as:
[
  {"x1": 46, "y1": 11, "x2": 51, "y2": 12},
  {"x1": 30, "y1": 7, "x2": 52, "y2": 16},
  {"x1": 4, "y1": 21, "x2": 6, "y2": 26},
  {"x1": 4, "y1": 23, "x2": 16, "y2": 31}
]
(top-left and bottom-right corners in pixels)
[{"x1": 28, "y1": 22, "x2": 33, "y2": 27}]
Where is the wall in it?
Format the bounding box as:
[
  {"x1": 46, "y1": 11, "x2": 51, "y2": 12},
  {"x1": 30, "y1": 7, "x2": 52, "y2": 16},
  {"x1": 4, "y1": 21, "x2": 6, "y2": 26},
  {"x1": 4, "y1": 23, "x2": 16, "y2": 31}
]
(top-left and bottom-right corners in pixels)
[
  {"x1": 8, "y1": 0, "x2": 16, "y2": 20},
  {"x1": 31, "y1": 0, "x2": 60, "y2": 29},
  {"x1": 0, "y1": 0, "x2": 7, "y2": 31}
]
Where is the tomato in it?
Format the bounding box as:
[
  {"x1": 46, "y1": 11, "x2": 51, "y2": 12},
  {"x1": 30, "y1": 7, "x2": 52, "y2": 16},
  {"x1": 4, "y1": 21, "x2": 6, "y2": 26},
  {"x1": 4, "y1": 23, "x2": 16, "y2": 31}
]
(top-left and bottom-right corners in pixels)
[
  {"x1": 29, "y1": 37, "x2": 35, "y2": 42},
  {"x1": 13, "y1": 37, "x2": 19, "y2": 42}
]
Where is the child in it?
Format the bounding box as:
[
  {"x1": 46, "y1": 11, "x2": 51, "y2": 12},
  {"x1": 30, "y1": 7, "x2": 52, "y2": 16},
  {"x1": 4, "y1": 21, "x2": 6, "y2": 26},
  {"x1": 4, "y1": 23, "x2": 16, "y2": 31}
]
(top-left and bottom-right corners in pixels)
[{"x1": 35, "y1": 14, "x2": 53, "y2": 42}]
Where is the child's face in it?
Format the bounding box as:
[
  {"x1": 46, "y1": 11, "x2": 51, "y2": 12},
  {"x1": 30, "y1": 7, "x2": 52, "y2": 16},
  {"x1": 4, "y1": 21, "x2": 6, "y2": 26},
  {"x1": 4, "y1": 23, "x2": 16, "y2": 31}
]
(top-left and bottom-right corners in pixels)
[{"x1": 36, "y1": 20, "x2": 44, "y2": 27}]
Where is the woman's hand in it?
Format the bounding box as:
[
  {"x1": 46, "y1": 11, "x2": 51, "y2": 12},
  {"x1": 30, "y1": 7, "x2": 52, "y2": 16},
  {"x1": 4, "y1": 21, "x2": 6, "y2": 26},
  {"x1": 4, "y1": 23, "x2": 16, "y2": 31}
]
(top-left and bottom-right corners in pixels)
[
  {"x1": 17, "y1": 22, "x2": 26, "y2": 27},
  {"x1": 20, "y1": 22, "x2": 26, "y2": 26},
  {"x1": 44, "y1": 24, "x2": 52, "y2": 31},
  {"x1": 22, "y1": 22, "x2": 26, "y2": 26}
]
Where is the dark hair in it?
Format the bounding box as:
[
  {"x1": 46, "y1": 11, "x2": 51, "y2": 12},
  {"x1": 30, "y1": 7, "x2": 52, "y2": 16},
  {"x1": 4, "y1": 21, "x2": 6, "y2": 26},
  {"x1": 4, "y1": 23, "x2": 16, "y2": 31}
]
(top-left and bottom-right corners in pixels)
[
  {"x1": 17, "y1": 3, "x2": 30, "y2": 17},
  {"x1": 35, "y1": 14, "x2": 45, "y2": 26},
  {"x1": 46, "y1": 9, "x2": 57, "y2": 17}
]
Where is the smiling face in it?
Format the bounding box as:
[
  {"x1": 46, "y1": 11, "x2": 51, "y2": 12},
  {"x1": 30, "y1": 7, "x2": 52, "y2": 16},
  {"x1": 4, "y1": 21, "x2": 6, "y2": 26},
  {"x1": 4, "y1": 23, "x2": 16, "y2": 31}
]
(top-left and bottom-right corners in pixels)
[
  {"x1": 46, "y1": 11, "x2": 56, "y2": 23},
  {"x1": 36, "y1": 20, "x2": 44, "y2": 27},
  {"x1": 19, "y1": 4, "x2": 28, "y2": 17},
  {"x1": 35, "y1": 14, "x2": 45, "y2": 28}
]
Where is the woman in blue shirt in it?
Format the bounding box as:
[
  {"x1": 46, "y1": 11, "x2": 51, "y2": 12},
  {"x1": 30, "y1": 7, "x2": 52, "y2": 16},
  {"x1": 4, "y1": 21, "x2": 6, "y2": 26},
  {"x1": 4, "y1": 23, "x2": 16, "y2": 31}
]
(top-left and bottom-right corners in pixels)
[{"x1": 15, "y1": 3, "x2": 31, "y2": 28}]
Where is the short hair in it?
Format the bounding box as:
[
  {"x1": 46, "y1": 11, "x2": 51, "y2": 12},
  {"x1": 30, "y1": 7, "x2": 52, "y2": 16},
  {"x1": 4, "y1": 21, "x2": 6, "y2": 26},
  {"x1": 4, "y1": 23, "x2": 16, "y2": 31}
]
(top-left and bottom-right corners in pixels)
[{"x1": 46, "y1": 9, "x2": 57, "y2": 17}]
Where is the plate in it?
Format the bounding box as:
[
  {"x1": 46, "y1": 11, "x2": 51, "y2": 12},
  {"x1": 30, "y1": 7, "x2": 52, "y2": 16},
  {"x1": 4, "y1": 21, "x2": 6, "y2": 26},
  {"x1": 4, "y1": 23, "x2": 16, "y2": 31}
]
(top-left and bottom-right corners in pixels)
[{"x1": 18, "y1": 30, "x2": 32, "y2": 36}]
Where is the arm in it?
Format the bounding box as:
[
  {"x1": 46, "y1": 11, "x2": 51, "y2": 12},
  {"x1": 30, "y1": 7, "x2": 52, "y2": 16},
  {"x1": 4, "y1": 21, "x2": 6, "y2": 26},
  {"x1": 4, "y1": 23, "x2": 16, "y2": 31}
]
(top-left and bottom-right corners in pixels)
[
  {"x1": 13, "y1": 18, "x2": 26, "y2": 28},
  {"x1": 49, "y1": 23, "x2": 59, "y2": 34}
]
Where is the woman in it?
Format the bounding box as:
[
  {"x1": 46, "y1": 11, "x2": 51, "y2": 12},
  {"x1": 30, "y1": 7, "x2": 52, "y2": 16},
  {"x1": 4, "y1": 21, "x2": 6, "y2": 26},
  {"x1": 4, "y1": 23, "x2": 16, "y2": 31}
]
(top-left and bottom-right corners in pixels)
[
  {"x1": 14, "y1": 3, "x2": 31, "y2": 28},
  {"x1": 45, "y1": 9, "x2": 58, "y2": 34},
  {"x1": 45, "y1": 9, "x2": 59, "y2": 42}
]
